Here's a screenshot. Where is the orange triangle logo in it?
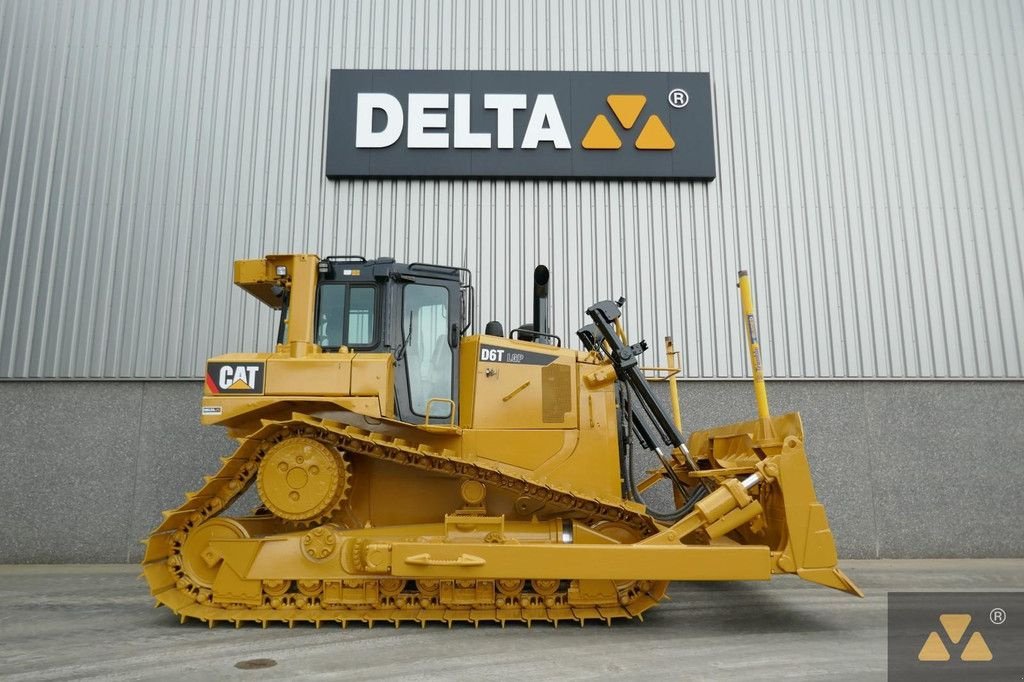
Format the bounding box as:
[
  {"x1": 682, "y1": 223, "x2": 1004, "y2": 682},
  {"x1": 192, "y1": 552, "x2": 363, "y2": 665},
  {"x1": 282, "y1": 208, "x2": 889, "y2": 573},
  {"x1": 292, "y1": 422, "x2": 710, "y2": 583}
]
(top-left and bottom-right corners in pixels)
[
  {"x1": 960, "y1": 632, "x2": 993, "y2": 662},
  {"x1": 917, "y1": 614, "x2": 994, "y2": 663},
  {"x1": 635, "y1": 115, "x2": 675, "y2": 150},
  {"x1": 228, "y1": 377, "x2": 251, "y2": 390},
  {"x1": 607, "y1": 94, "x2": 647, "y2": 129},
  {"x1": 918, "y1": 631, "x2": 950, "y2": 661},
  {"x1": 939, "y1": 614, "x2": 971, "y2": 644},
  {"x1": 581, "y1": 114, "x2": 621, "y2": 150}
]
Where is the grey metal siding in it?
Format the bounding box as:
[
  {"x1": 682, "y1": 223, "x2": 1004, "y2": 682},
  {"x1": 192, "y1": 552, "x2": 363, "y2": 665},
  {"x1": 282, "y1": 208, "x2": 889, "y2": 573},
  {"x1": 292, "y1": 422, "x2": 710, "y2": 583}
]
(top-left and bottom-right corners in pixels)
[{"x1": 1, "y1": 0, "x2": 1021, "y2": 379}]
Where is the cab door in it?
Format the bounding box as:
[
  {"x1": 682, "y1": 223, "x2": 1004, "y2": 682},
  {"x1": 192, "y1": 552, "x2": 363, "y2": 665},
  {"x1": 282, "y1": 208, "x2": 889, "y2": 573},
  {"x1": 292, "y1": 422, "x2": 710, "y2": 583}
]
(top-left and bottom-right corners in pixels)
[{"x1": 392, "y1": 279, "x2": 460, "y2": 424}]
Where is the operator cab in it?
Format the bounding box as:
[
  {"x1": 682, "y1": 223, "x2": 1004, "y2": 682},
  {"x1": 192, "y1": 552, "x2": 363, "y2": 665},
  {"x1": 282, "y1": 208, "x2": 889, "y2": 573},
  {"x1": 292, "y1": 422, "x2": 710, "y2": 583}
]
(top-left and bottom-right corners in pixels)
[{"x1": 311, "y1": 256, "x2": 472, "y2": 424}]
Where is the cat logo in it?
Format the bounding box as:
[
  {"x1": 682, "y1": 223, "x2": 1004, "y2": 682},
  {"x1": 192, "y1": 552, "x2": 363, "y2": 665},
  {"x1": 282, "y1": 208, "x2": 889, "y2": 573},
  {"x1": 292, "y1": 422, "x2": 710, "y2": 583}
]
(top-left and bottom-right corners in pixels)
[
  {"x1": 205, "y1": 362, "x2": 265, "y2": 395},
  {"x1": 918, "y1": 614, "x2": 993, "y2": 662}
]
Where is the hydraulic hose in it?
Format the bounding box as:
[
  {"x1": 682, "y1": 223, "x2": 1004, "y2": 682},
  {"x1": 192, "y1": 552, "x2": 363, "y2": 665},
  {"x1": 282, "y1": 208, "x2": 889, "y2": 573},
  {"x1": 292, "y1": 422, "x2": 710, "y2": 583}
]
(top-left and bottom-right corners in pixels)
[{"x1": 620, "y1": 385, "x2": 708, "y2": 523}]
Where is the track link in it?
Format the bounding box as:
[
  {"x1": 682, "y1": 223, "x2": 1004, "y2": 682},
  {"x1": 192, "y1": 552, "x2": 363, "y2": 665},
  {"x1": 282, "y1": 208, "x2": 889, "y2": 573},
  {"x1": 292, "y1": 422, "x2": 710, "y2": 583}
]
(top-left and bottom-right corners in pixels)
[{"x1": 142, "y1": 414, "x2": 666, "y2": 627}]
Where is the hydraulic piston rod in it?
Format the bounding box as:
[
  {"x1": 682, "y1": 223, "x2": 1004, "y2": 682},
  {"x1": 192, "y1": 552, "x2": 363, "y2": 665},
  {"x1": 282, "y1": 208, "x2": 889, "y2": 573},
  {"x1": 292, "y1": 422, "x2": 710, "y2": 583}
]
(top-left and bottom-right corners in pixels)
[
  {"x1": 738, "y1": 270, "x2": 778, "y2": 442},
  {"x1": 738, "y1": 270, "x2": 769, "y2": 420}
]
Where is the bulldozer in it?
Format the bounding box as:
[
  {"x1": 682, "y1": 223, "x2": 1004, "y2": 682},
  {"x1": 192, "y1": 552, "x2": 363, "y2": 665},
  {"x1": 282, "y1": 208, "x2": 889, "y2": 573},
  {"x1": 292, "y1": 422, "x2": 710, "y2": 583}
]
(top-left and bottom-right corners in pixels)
[{"x1": 142, "y1": 254, "x2": 861, "y2": 627}]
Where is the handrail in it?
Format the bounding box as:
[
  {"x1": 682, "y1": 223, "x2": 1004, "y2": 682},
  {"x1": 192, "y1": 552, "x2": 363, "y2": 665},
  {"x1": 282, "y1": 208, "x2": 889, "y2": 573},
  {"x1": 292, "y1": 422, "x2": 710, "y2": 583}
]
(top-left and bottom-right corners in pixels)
[
  {"x1": 508, "y1": 327, "x2": 562, "y2": 347},
  {"x1": 424, "y1": 398, "x2": 457, "y2": 427}
]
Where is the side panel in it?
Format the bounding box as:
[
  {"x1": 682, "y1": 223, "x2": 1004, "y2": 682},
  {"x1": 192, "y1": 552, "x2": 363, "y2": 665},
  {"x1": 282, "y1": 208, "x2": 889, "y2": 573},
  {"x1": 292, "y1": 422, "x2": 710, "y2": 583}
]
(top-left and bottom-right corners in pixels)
[
  {"x1": 457, "y1": 336, "x2": 621, "y2": 499},
  {"x1": 534, "y1": 372, "x2": 622, "y2": 498},
  {"x1": 460, "y1": 335, "x2": 578, "y2": 430},
  {"x1": 265, "y1": 357, "x2": 351, "y2": 395},
  {"x1": 350, "y1": 354, "x2": 395, "y2": 418},
  {"x1": 201, "y1": 351, "x2": 394, "y2": 425}
]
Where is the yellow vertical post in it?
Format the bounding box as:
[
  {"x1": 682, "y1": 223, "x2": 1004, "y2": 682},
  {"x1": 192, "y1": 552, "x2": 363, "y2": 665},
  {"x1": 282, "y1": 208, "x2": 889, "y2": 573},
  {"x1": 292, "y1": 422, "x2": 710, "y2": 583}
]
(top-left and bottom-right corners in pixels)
[
  {"x1": 664, "y1": 336, "x2": 683, "y2": 433},
  {"x1": 282, "y1": 255, "x2": 319, "y2": 348},
  {"x1": 738, "y1": 270, "x2": 777, "y2": 441}
]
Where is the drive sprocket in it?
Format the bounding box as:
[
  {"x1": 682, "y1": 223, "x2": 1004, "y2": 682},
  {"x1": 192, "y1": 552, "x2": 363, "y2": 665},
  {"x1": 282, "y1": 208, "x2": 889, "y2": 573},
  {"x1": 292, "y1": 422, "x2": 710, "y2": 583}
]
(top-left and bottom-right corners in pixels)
[{"x1": 256, "y1": 436, "x2": 350, "y2": 525}]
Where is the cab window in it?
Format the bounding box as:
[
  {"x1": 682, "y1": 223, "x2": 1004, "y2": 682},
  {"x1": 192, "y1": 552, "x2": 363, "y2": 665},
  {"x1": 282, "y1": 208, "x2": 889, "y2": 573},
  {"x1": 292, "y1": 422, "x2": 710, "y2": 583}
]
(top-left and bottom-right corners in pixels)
[
  {"x1": 316, "y1": 284, "x2": 378, "y2": 350},
  {"x1": 402, "y1": 284, "x2": 452, "y2": 417}
]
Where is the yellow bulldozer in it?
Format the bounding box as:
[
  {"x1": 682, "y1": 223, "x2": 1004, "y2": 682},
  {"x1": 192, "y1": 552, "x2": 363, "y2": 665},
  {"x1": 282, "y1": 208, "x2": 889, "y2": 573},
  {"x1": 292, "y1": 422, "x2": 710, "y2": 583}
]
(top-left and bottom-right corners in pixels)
[{"x1": 142, "y1": 254, "x2": 861, "y2": 627}]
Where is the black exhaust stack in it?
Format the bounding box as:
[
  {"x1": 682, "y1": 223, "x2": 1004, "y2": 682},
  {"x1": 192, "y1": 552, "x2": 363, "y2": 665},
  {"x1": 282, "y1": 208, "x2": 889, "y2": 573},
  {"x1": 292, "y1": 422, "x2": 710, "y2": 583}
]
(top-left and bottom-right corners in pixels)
[{"x1": 533, "y1": 265, "x2": 551, "y2": 344}]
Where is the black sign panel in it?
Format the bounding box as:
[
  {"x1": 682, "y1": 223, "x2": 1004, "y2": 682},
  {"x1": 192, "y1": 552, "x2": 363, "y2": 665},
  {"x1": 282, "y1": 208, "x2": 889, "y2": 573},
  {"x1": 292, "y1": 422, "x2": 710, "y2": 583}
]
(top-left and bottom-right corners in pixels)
[
  {"x1": 479, "y1": 345, "x2": 557, "y2": 366},
  {"x1": 205, "y1": 362, "x2": 266, "y2": 395},
  {"x1": 326, "y1": 70, "x2": 716, "y2": 180}
]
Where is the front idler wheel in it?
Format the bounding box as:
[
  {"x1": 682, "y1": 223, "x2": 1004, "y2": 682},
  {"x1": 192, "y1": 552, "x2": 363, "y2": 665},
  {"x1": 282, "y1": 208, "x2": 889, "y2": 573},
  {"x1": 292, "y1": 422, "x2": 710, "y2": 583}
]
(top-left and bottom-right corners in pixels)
[{"x1": 180, "y1": 518, "x2": 249, "y2": 588}]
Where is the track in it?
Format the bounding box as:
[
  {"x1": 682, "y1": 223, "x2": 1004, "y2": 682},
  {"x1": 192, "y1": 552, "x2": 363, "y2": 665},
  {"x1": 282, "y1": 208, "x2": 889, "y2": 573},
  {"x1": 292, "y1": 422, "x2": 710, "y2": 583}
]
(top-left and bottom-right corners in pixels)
[{"x1": 142, "y1": 413, "x2": 668, "y2": 627}]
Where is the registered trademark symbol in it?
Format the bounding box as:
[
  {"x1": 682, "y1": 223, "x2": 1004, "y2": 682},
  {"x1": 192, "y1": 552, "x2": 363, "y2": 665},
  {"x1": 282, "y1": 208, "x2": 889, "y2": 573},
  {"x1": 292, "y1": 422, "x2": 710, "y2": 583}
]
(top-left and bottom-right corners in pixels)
[
  {"x1": 668, "y1": 88, "x2": 689, "y2": 108},
  {"x1": 990, "y1": 607, "x2": 1006, "y2": 625}
]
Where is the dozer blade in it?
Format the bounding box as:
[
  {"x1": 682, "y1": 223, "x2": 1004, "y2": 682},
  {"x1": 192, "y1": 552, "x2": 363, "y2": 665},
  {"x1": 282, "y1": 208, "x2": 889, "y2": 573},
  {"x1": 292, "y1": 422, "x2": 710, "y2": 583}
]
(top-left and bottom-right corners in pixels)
[
  {"x1": 766, "y1": 432, "x2": 861, "y2": 595},
  {"x1": 680, "y1": 413, "x2": 862, "y2": 597}
]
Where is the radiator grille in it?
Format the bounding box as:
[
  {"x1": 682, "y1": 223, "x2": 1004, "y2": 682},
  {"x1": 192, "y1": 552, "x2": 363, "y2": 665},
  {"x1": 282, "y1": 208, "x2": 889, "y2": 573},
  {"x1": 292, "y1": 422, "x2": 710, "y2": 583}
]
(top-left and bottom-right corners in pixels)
[{"x1": 541, "y1": 363, "x2": 572, "y2": 423}]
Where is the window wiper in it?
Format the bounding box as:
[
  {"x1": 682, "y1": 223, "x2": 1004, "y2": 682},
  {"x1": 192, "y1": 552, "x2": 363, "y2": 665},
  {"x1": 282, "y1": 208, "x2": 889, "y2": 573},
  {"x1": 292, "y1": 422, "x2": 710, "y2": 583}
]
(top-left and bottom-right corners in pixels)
[{"x1": 395, "y1": 312, "x2": 415, "y2": 361}]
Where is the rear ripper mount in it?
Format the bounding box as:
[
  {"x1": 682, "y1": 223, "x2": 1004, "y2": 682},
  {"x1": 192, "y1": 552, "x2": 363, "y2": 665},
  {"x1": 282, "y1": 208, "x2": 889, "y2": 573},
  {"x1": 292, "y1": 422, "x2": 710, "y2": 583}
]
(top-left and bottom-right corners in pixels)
[{"x1": 142, "y1": 255, "x2": 861, "y2": 628}]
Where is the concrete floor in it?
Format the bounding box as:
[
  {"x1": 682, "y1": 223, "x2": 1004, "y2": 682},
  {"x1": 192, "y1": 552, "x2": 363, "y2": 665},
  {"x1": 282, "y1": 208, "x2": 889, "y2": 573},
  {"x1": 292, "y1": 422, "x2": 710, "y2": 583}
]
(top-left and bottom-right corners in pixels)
[{"x1": 1, "y1": 560, "x2": 1022, "y2": 681}]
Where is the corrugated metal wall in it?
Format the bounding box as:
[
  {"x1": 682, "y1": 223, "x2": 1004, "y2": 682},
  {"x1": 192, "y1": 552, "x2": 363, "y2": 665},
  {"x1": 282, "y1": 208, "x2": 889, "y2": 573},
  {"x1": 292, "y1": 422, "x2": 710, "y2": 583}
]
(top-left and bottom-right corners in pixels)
[{"x1": 1, "y1": 0, "x2": 1022, "y2": 379}]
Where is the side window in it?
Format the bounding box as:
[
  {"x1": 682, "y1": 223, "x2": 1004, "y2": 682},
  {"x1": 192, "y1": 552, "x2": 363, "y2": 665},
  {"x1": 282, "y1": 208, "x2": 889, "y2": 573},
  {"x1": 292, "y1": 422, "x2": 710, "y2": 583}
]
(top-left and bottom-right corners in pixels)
[
  {"x1": 317, "y1": 285, "x2": 347, "y2": 348},
  {"x1": 347, "y1": 287, "x2": 375, "y2": 345},
  {"x1": 402, "y1": 284, "x2": 452, "y2": 417},
  {"x1": 316, "y1": 284, "x2": 377, "y2": 350}
]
